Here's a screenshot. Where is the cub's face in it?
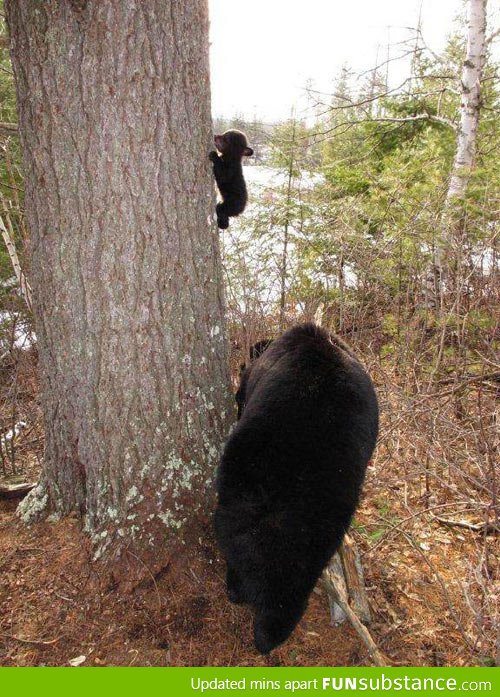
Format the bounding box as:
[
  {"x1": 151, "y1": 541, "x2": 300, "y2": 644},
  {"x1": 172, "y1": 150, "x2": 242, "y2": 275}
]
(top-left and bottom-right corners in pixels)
[{"x1": 214, "y1": 130, "x2": 253, "y2": 159}]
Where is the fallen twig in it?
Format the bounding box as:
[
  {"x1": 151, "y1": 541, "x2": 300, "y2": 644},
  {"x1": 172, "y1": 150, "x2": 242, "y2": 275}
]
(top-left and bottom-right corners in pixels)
[
  {"x1": 0, "y1": 481, "x2": 37, "y2": 499},
  {"x1": 433, "y1": 516, "x2": 499, "y2": 535},
  {"x1": 0, "y1": 632, "x2": 60, "y2": 646},
  {"x1": 363, "y1": 502, "x2": 486, "y2": 557},
  {"x1": 322, "y1": 559, "x2": 389, "y2": 666},
  {"x1": 0, "y1": 121, "x2": 18, "y2": 135},
  {"x1": 437, "y1": 372, "x2": 500, "y2": 386}
]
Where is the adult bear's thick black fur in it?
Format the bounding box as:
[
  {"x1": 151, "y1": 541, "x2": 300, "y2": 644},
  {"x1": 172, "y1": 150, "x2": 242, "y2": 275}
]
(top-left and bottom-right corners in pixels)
[
  {"x1": 236, "y1": 339, "x2": 273, "y2": 419},
  {"x1": 209, "y1": 130, "x2": 253, "y2": 229},
  {"x1": 249, "y1": 339, "x2": 273, "y2": 361},
  {"x1": 214, "y1": 323, "x2": 379, "y2": 654}
]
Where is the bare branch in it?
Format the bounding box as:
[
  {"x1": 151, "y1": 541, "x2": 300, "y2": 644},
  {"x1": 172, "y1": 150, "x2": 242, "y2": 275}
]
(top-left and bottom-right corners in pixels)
[
  {"x1": 433, "y1": 516, "x2": 500, "y2": 535},
  {"x1": 322, "y1": 555, "x2": 389, "y2": 666},
  {"x1": 0, "y1": 212, "x2": 33, "y2": 312},
  {"x1": 0, "y1": 122, "x2": 18, "y2": 135},
  {"x1": 311, "y1": 112, "x2": 457, "y2": 140},
  {"x1": 486, "y1": 27, "x2": 500, "y2": 45}
]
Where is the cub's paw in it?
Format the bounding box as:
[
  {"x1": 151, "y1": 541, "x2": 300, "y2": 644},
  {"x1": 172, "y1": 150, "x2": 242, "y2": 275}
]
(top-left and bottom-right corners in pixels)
[
  {"x1": 209, "y1": 150, "x2": 218, "y2": 162},
  {"x1": 217, "y1": 215, "x2": 229, "y2": 230}
]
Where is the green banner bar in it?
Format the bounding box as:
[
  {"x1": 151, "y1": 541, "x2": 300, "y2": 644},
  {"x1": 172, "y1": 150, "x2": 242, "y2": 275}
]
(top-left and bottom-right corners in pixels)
[{"x1": 0, "y1": 667, "x2": 497, "y2": 696}]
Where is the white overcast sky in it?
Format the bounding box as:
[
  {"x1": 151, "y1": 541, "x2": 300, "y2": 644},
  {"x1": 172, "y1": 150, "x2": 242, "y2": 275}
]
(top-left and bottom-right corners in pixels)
[{"x1": 209, "y1": 0, "x2": 499, "y2": 121}]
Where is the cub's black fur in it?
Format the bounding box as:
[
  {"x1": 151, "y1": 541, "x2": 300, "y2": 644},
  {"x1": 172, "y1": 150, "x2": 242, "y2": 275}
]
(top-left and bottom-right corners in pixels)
[
  {"x1": 214, "y1": 323, "x2": 379, "y2": 654},
  {"x1": 209, "y1": 130, "x2": 253, "y2": 229}
]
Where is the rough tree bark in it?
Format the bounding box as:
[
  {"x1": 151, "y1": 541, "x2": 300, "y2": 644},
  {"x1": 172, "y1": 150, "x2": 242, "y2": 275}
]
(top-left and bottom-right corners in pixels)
[{"x1": 6, "y1": 0, "x2": 232, "y2": 569}]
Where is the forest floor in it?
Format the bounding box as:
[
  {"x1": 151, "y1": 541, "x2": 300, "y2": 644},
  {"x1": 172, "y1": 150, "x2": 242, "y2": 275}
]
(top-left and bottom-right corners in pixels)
[{"x1": 0, "y1": 346, "x2": 498, "y2": 667}]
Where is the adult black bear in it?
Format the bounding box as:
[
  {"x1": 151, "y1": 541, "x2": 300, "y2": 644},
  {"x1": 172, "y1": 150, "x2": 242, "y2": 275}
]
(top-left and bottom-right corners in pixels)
[
  {"x1": 214, "y1": 323, "x2": 378, "y2": 654},
  {"x1": 209, "y1": 130, "x2": 253, "y2": 229}
]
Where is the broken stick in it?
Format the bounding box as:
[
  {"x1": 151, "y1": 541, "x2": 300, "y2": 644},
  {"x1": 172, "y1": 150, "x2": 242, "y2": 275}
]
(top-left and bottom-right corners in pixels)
[{"x1": 322, "y1": 534, "x2": 389, "y2": 666}]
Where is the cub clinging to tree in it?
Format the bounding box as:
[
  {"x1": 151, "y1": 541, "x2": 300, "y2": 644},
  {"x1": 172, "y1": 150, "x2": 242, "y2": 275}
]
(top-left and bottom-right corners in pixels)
[
  {"x1": 215, "y1": 324, "x2": 379, "y2": 654},
  {"x1": 209, "y1": 130, "x2": 253, "y2": 229}
]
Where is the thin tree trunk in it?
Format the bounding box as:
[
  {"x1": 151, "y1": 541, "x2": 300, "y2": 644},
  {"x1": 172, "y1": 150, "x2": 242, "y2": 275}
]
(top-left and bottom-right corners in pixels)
[
  {"x1": 428, "y1": 0, "x2": 487, "y2": 308},
  {"x1": 279, "y1": 112, "x2": 296, "y2": 331},
  {"x1": 6, "y1": 0, "x2": 232, "y2": 570},
  {"x1": 445, "y1": 0, "x2": 487, "y2": 203},
  {"x1": 0, "y1": 212, "x2": 32, "y2": 312},
  {"x1": 337, "y1": 236, "x2": 345, "y2": 333}
]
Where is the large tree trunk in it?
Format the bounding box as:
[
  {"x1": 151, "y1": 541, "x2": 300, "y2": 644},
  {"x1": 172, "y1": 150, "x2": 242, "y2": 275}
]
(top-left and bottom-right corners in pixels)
[{"x1": 6, "y1": 0, "x2": 232, "y2": 569}]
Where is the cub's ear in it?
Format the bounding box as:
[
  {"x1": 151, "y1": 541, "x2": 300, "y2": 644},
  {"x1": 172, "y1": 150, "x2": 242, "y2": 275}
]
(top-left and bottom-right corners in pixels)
[{"x1": 244, "y1": 147, "x2": 254, "y2": 157}]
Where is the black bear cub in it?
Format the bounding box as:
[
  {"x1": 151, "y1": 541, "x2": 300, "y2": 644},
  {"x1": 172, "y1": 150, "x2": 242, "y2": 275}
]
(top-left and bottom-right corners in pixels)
[
  {"x1": 214, "y1": 323, "x2": 379, "y2": 654},
  {"x1": 209, "y1": 130, "x2": 253, "y2": 229}
]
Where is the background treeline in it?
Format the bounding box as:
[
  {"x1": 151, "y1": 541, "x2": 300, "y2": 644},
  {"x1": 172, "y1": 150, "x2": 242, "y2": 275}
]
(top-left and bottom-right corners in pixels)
[{"x1": 216, "y1": 38, "x2": 498, "y2": 369}]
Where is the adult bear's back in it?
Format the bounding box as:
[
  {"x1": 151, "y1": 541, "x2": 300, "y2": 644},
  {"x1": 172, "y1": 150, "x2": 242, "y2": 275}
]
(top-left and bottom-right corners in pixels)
[{"x1": 218, "y1": 323, "x2": 378, "y2": 507}]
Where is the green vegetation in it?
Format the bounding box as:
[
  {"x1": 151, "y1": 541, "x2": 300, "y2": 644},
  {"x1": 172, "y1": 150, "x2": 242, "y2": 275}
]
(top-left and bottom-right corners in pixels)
[{"x1": 220, "y1": 32, "x2": 498, "y2": 382}]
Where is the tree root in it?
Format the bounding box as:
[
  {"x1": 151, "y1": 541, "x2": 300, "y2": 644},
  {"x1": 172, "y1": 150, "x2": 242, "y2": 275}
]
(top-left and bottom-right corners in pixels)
[{"x1": 16, "y1": 481, "x2": 49, "y2": 524}]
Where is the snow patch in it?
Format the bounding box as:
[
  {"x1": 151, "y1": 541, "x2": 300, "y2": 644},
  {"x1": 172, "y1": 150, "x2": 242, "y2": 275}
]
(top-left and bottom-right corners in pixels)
[{"x1": 1, "y1": 421, "x2": 27, "y2": 446}]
